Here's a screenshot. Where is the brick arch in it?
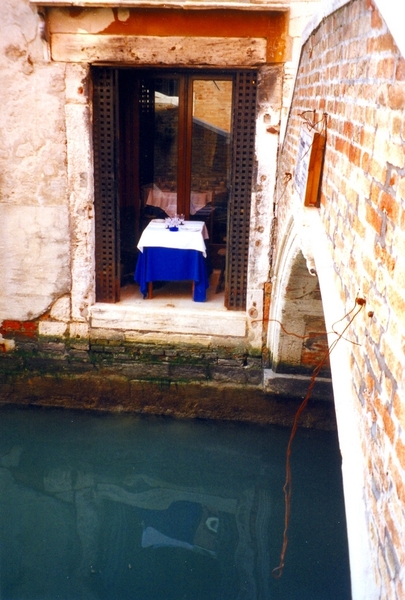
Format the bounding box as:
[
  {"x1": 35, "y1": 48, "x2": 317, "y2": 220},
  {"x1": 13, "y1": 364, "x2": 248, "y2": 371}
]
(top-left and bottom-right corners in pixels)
[{"x1": 267, "y1": 224, "x2": 330, "y2": 377}]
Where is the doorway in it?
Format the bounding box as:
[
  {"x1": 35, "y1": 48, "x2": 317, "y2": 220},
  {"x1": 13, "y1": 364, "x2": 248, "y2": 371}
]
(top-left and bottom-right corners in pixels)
[{"x1": 92, "y1": 68, "x2": 257, "y2": 309}]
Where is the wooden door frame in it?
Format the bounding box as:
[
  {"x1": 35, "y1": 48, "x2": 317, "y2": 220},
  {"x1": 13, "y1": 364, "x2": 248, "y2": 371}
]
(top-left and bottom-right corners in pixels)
[{"x1": 92, "y1": 66, "x2": 257, "y2": 308}]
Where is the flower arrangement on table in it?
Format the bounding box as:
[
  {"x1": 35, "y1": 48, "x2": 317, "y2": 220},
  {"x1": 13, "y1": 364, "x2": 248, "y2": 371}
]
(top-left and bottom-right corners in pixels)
[{"x1": 165, "y1": 215, "x2": 184, "y2": 231}]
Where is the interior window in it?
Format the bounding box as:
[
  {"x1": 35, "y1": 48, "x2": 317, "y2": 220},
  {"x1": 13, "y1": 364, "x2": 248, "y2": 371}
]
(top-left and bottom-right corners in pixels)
[
  {"x1": 136, "y1": 74, "x2": 232, "y2": 248},
  {"x1": 190, "y1": 79, "x2": 232, "y2": 250}
]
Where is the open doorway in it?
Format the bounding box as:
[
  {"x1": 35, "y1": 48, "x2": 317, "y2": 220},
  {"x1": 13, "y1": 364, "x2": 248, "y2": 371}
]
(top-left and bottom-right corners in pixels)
[
  {"x1": 119, "y1": 71, "x2": 232, "y2": 286},
  {"x1": 92, "y1": 67, "x2": 257, "y2": 309}
]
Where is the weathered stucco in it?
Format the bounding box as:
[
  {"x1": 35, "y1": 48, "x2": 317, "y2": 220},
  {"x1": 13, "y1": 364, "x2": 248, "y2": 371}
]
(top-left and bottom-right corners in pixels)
[{"x1": 0, "y1": 0, "x2": 71, "y2": 320}]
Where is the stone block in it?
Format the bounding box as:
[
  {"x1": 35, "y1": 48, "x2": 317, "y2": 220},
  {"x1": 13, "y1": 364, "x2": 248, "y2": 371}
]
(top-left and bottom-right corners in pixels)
[
  {"x1": 120, "y1": 362, "x2": 170, "y2": 380},
  {"x1": 263, "y1": 369, "x2": 334, "y2": 402},
  {"x1": 90, "y1": 329, "x2": 124, "y2": 341},
  {"x1": 69, "y1": 350, "x2": 91, "y2": 361},
  {"x1": 70, "y1": 322, "x2": 89, "y2": 340},
  {"x1": 50, "y1": 296, "x2": 71, "y2": 322},
  {"x1": 0, "y1": 355, "x2": 24, "y2": 372},
  {"x1": 211, "y1": 366, "x2": 247, "y2": 385},
  {"x1": 169, "y1": 364, "x2": 208, "y2": 381},
  {"x1": 69, "y1": 341, "x2": 90, "y2": 351},
  {"x1": 218, "y1": 358, "x2": 245, "y2": 367},
  {"x1": 203, "y1": 352, "x2": 218, "y2": 361},
  {"x1": 39, "y1": 321, "x2": 68, "y2": 337},
  {"x1": 39, "y1": 341, "x2": 67, "y2": 354},
  {"x1": 244, "y1": 368, "x2": 263, "y2": 386},
  {"x1": 164, "y1": 349, "x2": 178, "y2": 357},
  {"x1": 103, "y1": 346, "x2": 125, "y2": 353},
  {"x1": 148, "y1": 349, "x2": 165, "y2": 356},
  {"x1": 67, "y1": 361, "x2": 95, "y2": 373},
  {"x1": 15, "y1": 341, "x2": 38, "y2": 353},
  {"x1": 24, "y1": 357, "x2": 69, "y2": 372},
  {"x1": 0, "y1": 206, "x2": 70, "y2": 321}
]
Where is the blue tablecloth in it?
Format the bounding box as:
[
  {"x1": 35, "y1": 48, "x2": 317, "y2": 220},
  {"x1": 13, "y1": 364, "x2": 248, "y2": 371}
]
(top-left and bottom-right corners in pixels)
[{"x1": 135, "y1": 247, "x2": 209, "y2": 302}]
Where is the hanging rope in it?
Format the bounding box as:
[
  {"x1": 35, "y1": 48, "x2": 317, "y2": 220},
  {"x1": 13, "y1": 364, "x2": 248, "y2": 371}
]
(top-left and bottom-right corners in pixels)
[{"x1": 272, "y1": 297, "x2": 366, "y2": 579}]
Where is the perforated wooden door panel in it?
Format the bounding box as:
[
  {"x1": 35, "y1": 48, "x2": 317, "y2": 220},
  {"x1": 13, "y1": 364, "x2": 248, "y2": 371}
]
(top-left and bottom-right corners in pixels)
[
  {"x1": 93, "y1": 68, "x2": 120, "y2": 303},
  {"x1": 138, "y1": 78, "x2": 155, "y2": 189},
  {"x1": 225, "y1": 71, "x2": 257, "y2": 310}
]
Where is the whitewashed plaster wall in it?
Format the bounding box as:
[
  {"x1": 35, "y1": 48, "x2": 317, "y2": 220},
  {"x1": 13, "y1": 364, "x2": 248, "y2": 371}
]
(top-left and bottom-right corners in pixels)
[
  {"x1": 246, "y1": 65, "x2": 284, "y2": 349},
  {"x1": 0, "y1": 0, "x2": 71, "y2": 321}
]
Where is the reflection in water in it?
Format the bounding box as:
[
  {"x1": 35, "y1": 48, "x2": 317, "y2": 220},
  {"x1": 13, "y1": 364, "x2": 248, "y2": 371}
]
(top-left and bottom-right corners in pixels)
[{"x1": 0, "y1": 407, "x2": 351, "y2": 600}]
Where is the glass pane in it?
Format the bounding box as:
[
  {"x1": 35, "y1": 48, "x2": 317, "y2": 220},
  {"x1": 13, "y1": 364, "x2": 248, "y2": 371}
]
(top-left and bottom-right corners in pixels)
[
  {"x1": 190, "y1": 80, "x2": 232, "y2": 244},
  {"x1": 142, "y1": 78, "x2": 179, "y2": 218}
]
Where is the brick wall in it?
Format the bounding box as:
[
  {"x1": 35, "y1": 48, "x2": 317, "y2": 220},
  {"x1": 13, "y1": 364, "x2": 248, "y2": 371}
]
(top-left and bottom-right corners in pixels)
[{"x1": 274, "y1": 0, "x2": 405, "y2": 597}]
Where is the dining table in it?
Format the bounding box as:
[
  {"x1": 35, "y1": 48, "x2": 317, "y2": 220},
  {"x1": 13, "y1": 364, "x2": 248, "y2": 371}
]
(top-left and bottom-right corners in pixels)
[{"x1": 134, "y1": 220, "x2": 210, "y2": 302}]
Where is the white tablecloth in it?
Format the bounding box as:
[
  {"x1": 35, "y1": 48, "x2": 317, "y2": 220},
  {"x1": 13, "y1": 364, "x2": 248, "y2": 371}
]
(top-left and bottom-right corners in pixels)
[
  {"x1": 145, "y1": 185, "x2": 212, "y2": 216},
  {"x1": 137, "y1": 220, "x2": 209, "y2": 256}
]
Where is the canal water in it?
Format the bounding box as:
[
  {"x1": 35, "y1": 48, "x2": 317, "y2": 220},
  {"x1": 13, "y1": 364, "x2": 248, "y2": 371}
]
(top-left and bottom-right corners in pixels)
[{"x1": 0, "y1": 405, "x2": 351, "y2": 600}]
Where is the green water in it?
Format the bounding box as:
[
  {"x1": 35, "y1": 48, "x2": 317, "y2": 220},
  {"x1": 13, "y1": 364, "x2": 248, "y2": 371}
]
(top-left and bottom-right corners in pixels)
[{"x1": 0, "y1": 406, "x2": 351, "y2": 600}]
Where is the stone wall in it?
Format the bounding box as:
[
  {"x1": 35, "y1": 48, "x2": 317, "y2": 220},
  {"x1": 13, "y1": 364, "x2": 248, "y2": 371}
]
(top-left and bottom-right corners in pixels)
[
  {"x1": 0, "y1": 317, "x2": 336, "y2": 428},
  {"x1": 0, "y1": 0, "x2": 72, "y2": 321},
  {"x1": 272, "y1": 0, "x2": 405, "y2": 597}
]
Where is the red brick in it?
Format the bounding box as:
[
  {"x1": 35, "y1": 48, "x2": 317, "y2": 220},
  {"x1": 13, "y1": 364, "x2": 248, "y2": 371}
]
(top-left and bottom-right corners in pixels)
[
  {"x1": 388, "y1": 170, "x2": 398, "y2": 189},
  {"x1": 0, "y1": 319, "x2": 38, "y2": 339},
  {"x1": 396, "y1": 57, "x2": 405, "y2": 81},
  {"x1": 377, "y1": 84, "x2": 389, "y2": 107},
  {"x1": 343, "y1": 120, "x2": 354, "y2": 139},
  {"x1": 383, "y1": 506, "x2": 402, "y2": 562},
  {"x1": 368, "y1": 33, "x2": 398, "y2": 54},
  {"x1": 386, "y1": 141, "x2": 405, "y2": 169},
  {"x1": 393, "y1": 392, "x2": 405, "y2": 431},
  {"x1": 360, "y1": 129, "x2": 375, "y2": 152},
  {"x1": 377, "y1": 58, "x2": 395, "y2": 80},
  {"x1": 362, "y1": 253, "x2": 378, "y2": 279},
  {"x1": 389, "y1": 460, "x2": 405, "y2": 505},
  {"x1": 349, "y1": 143, "x2": 362, "y2": 167},
  {"x1": 388, "y1": 84, "x2": 405, "y2": 111},
  {"x1": 353, "y1": 214, "x2": 366, "y2": 237},
  {"x1": 374, "y1": 243, "x2": 396, "y2": 273},
  {"x1": 399, "y1": 177, "x2": 405, "y2": 201},
  {"x1": 361, "y1": 151, "x2": 370, "y2": 171},
  {"x1": 369, "y1": 158, "x2": 388, "y2": 185},
  {"x1": 391, "y1": 115, "x2": 403, "y2": 140},
  {"x1": 335, "y1": 136, "x2": 349, "y2": 155},
  {"x1": 396, "y1": 577, "x2": 405, "y2": 600},
  {"x1": 378, "y1": 191, "x2": 399, "y2": 221},
  {"x1": 1, "y1": 320, "x2": 22, "y2": 332},
  {"x1": 387, "y1": 284, "x2": 405, "y2": 328},
  {"x1": 365, "y1": 106, "x2": 376, "y2": 127},
  {"x1": 371, "y1": 6, "x2": 383, "y2": 29},
  {"x1": 375, "y1": 396, "x2": 395, "y2": 444},
  {"x1": 395, "y1": 438, "x2": 405, "y2": 472},
  {"x1": 365, "y1": 202, "x2": 382, "y2": 233},
  {"x1": 369, "y1": 181, "x2": 381, "y2": 205},
  {"x1": 21, "y1": 321, "x2": 38, "y2": 336}
]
